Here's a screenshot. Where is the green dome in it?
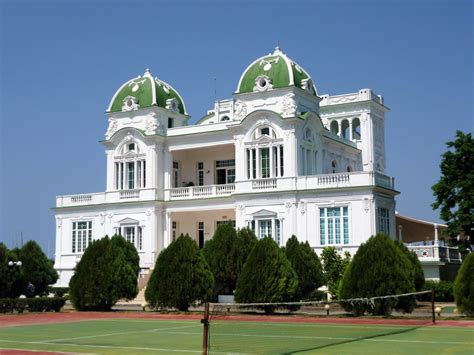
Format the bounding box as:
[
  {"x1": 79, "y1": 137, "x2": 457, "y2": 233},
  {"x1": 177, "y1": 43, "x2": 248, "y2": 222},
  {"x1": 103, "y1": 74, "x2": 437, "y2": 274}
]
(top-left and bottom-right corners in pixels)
[
  {"x1": 236, "y1": 47, "x2": 317, "y2": 95},
  {"x1": 107, "y1": 69, "x2": 187, "y2": 114}
]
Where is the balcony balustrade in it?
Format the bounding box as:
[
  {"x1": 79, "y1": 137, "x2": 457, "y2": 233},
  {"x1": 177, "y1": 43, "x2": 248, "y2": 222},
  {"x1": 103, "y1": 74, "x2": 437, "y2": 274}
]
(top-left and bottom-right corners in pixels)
[
  {"x1": 57, "y1": 171, "x2": 396, "y2": 206},
  {"x1": 407, "y1": 245, "x2": 462, "y2": 263}
]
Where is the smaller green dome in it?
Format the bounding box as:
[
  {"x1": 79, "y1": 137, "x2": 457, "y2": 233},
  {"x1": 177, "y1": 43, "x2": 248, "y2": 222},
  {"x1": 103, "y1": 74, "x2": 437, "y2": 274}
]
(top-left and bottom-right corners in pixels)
[
  {"x1": 236, "y1": 47, "x2": 317, "y2": 95},
  {"x1": 107, "y1": 69, "x2": 187, "y2": 115}
]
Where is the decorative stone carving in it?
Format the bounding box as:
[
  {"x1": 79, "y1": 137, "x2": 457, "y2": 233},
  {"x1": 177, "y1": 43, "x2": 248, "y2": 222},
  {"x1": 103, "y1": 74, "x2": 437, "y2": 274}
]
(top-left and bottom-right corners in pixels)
[
  {"x1": 166, "y1": 98, "x2": 179, "y2": 112},
  {"x1": 301, "y1": 78, "x2": 313, "y2": 93},
  {"x1": 284, "y1": 201, "x2": 293, "y2": 209},
  {"x1": 299, "y1": 200, "x2": 306, "y2": 215},
  {"x1": 281, "y1": 93, "x2": 297, "y2": 117},
  {"x1": 363, "y1": 198, "x2": 370, "y2": 212},
  {"x1": 122, "y1": 95, "x2": 139, "y2": 112},
  {"x1": 236, "y1": 204, "x2": 245, "y2": 216},
  {"x1": 107, "y1": 212, "x2": 114, "y2": 219},
  {"x1": 56, "y1": 217, "x2": 62, "y2": 229},
  {"x1": 105, "y1": 119, "x2": 118, "y2": 139},
  {"x1": 99, "y1": 213, "x2": 105, "y2": 225},
  {"x1": 253, "y1": 75, "x2": 273, "y2": 92},
  {"x1": 145, "y1": 113, "x2": 160, "y2": 135},
  {"x1": 234, "y1": 100, "x2": 247, "y2": 120}
]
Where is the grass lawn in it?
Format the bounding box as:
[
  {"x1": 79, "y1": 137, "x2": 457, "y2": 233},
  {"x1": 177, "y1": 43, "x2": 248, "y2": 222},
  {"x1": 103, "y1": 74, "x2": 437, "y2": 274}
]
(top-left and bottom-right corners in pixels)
[{"x1": 0, "y1": 317, "x2": 472, "y2": 354}]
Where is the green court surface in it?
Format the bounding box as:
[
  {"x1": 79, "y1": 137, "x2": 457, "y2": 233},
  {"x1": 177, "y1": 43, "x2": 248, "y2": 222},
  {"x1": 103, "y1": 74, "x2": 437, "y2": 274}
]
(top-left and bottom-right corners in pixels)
[{"x1": 0, "y1": 318, "x2": 472, "y2": 354}]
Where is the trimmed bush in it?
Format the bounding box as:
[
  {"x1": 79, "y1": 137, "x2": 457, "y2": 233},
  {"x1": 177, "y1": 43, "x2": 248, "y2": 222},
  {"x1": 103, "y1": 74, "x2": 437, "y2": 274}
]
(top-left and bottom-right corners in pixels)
[
  {"x1": 0, "y1": 297, "x2": 64, "y2": 313},
  {"x1": 50, "y1": 287, "x2": 69, "y2": 298},
  {"x1": 203, "y1": 225, "x2": 257, "y2": 296},
  {"x1": 284, "y1": 235, "x2": 324, "y2": 300},
  {"x1": 394, "y1": 240, "x2": 425, "y2": 291},
  {"x1": 145, "y1": 234, "x2": 214, "y2": 311},
  {"x1": 339, "y1": 233, "x2": 416, "y2": 315},
  {"x1": 19, "y1": 241, "x2": 58, "y2": 297},
  {"x1": 421, "y1": 280, "x2": 454, "y2": 302},
  {"x1": 454, "y1": 253, "x2": 474, "y2": 315},
  {"x1": 235, "y1": 237, "x2": 298, "y2": 305},
  {"x1": 69, "y1": 236, "x2": 139, "y2": 311},
  {"x1": 321, "y1": 247, "x2": 351, "y2": 298}
]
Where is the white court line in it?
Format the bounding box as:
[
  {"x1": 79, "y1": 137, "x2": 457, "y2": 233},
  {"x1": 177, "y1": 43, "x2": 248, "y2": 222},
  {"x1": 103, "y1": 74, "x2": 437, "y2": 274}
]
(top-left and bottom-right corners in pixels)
[
  {"x1": 0, "y1": 348, "x2": 92, "y2": 354},
  {"x1": 0, "y1": 339, "x2": 250, "y2": 354},
  {"x1": 42, "y1": 324, "x2": 200, "y2": 343},
  {"x1": 145, "y1": 330, "x2": 474, "y2": 346}
]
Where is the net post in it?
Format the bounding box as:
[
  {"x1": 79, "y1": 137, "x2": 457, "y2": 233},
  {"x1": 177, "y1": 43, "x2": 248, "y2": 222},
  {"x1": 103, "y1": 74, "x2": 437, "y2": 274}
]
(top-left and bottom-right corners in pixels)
[
  {"x1": 202, "y1": 302, "x2": 210, "y2": 355},
  {"x1": 431, "y1": 289, "x2": 436, "y2": 324}
]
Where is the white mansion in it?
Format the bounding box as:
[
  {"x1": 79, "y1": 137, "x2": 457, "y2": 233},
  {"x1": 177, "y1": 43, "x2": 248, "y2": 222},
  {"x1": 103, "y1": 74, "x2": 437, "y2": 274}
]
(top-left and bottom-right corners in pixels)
[{"x1": 54, "y1": 47, "x2": 398, "y2": 286}]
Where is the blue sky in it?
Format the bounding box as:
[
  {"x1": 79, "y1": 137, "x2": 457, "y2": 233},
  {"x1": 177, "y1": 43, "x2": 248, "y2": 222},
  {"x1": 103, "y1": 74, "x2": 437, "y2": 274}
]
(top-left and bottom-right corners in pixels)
[{"x1": 1, "y1": 0, "x2": 472, "y2": 254}]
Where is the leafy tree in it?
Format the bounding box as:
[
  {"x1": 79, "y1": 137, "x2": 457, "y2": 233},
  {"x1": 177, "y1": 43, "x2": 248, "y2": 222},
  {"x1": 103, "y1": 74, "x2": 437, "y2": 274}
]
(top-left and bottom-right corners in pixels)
[
  {"x1": 203, "y1": 225, "x2": 257, "y2": 295},
  {"x1": 432, "y1": 130, "x2": 474, "y2": 243},
  {"x1": 284, "y1": 235, "x2": 324, "y2": 300},
  {"x1": 19, "y1": 241, "x2": 58, "y2": 296},
  {"x1": 454, "y1": 253, "x2": 474, "y2": 315},
  {"x1": 235, "y1": 237, "x2": 298, "y2": 304},
  {"x1": 394, "y1": 240, "x2": 425, "y2": 291},
  {"x1": 111, "y1": 234, "x2": 140, "y2": 277},
  {"x1": 145, "y1": 234, "x2": 214, "y2": 311},
  {"x1": 69, "y1": 236, "x2": 138, "y2": 311},
  {"x1": 320, "y1": 247, "x2": 351, "y2": 298},
  {"x1": 339, "y1": 233, "x2": 415, "y2": 315},
  {"x1": 0, "y1": 243, "x2": 24, "y2": 298}
]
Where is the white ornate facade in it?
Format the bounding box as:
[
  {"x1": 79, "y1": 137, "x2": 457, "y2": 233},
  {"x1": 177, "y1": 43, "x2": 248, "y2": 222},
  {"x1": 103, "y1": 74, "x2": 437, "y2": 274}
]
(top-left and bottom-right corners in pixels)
[{"x1": 54, "y1": 48, "x2": 398, "y2": 286}]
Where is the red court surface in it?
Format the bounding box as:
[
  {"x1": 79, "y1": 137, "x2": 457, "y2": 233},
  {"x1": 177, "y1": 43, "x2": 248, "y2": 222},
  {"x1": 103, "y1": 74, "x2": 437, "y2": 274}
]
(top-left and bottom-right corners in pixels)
[{"x1": 1, "y1": 311, "x2": 473, "y2": 328}]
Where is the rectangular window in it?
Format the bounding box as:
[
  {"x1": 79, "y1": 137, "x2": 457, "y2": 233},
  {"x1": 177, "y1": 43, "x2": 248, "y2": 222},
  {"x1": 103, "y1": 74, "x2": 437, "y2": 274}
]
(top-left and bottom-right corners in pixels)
[
  {"x1": 115, "y1": 162, "x2": 119, "y2": 189},
  {"x1": 275, "y1": 219, "x2": 281, "y2": 246},
  {"x1": 173, "y1": 161, "x2": 179, "y2": 187},
  {"x1": 142, "y1": 160, "x2": 146, "y2": 187},
  {"x1": 216, "y1": 220, "x2": 236, "y2": 228},
  {"x1": 197, "y1": 162, "x2": 204, "y2": 186},
  {"x1": 378, "y1": 207, "x2": 390, "y2": 234},
  {"x1": 198, "y1": 222, "x2": 205, "y2": 249},
  {"x1": 280, "y1": 146, "x2": 284, "y2": 176},
  {"x1": 215, "y1": 160, "x2": 235, "y2": 184},
  {"x1": 137, "y1": 227, "x2": 143, "y2": 250},
  {"x1": 127, "y1": 162, "x2": 135, "y2": 189},
  {"x1": 261, "y1": 148, "x2": 270, "y2": 178},
  {"x1": 252, "y1": 149, "x2": 256, "y2": 179},
  {"x1": 258, "y1": 219, "x2": 272, "y2": 238},
  {"x1": 72, "y1": 221, "x2": 92, "y2": 253},
  {"x1": 168, "y1": 117, "x2": 174, "y2": 128},
  {"x1": 172, "y1": 221, "x2": 178, "y2": 242},
  {"x1": 120, "y1": 163, "x2": 124, "y2": 189},
  {"x1": 273, "y1": 146, "x2": 278, "y2": 177},
  {"x1": 319, "y1": 209, "x2": 325, "y2": 245},
  {"x1": 247, "y1": 149, "x2": 251, "y2": 179},
  {"x1": 319, "y1": 207, "x2": 349, "y2": 246},
  {"x1": 124, "y1": 226, "x2": 135, "y2": 245}
]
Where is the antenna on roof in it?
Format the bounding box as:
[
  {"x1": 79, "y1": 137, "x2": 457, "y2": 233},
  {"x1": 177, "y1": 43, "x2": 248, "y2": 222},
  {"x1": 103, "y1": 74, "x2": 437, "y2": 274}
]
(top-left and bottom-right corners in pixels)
[{"x1": 213, "y1": 77, "x2": 217, "y2": 101}]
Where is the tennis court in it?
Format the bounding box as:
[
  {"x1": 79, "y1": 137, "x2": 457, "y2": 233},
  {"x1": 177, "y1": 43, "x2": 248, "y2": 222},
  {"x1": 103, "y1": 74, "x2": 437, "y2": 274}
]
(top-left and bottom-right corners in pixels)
[{"x1": 0, "y1": 312, "x2": 472, "y2": 354}]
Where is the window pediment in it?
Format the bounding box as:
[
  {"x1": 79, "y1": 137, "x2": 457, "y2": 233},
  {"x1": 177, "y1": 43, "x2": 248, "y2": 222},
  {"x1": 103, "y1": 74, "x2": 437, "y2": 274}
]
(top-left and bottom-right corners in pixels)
[
  {"x1": 252, "y1": 209, "x2": 277, "y2": 218},
  {"x1": 117, "y1": 217, "x2": 140, "y2": 225}
]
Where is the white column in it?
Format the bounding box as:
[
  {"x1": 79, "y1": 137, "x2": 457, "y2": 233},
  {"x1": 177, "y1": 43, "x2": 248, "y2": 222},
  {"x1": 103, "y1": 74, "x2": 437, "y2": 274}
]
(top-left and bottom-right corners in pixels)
[
  {"x1": 134, "y1": 160, "x2": 138, "y2": 189},
  {"x1": 276, "y1": 146, "x2": 281, "y2": 177},
  {"x1": 105, "y1": 150, "x2": 115, "y2": 192},
  {"x1": 398, "y1": 224, "x2": 403, "y2": 241},
  {"x1": 269, "y1": 146, "x2": 274, "y2": 178},
  {"x1": 255, "y1": 148, "x2": 260, "y2": 179},
  {"x1": 434, "y1": 224, "x2": 439, "y2": 245},
  {"x1": 338, "y1": 120, "x2": 342, "y2": 137},
  {"x1": 349, "y1": 121, "x2": 353, "y2": 141}
]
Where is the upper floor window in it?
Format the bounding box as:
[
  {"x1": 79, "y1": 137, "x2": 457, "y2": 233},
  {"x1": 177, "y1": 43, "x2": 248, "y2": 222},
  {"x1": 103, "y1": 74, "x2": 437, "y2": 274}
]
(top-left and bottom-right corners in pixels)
[
  {"x1": 128, "y1": 143, "x2": 135, "y2": 152},
  {"x1": 72, "y1": 221, "x2": 92, "y2": 253},
  {"x1": 319, "y1": 207, "x2": 349, "y2": 246},
  {"x1": 168, "y1": 117, "x2": 174, "y2": 128},
  {"x1": 377, "y1": 207, "x2": 390, "y2": 235},
  {"x1": 331, "y1": 160, "x2": 337, "y2": 173},
  {"x1": 215, "y1": 159, "x2": 235, "y2": 184},
  {"x1": 221, "y1": 115, "x2": 230, "y2": 122},
  {"x1": 115, "y1": 160, "x2": 146, "y2": 190},
  {"x1": 252, "y1": 126, "x2": 276, "y2": 140}
]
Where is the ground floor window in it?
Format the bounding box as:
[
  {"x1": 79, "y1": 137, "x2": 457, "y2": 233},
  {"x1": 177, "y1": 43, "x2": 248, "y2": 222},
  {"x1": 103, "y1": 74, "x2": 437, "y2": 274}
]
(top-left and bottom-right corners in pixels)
[
  {"x1": 319, "y1": 207, "x2": 349, "y2": 245},
  {"x1": 216, "y1": 220, "x2": 236, "y2": 228},
  {"x1": 72, "y1": 221, "x2": 92, "y2": 253},
  {"x1": 377, "y1": 207, "x2": 390, "y2": 234},
  {"x1": 114, "y1": 225, "x2": 143, "y2": 250},
  {"x1": 249, "y1": 218, "x2": 281, "y2": 245},
  {"x1": 198, "y1": 222, "x2": 205, "y2": 248},
  {"x1": 172, "y1": 221, "x2": 178, "y2": 242}
]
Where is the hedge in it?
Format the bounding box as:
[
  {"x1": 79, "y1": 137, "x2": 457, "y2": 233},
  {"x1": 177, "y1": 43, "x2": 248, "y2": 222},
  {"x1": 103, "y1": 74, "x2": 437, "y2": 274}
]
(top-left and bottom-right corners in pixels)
[
  {"x1": 0, "y1": 297, "x2": 65, "y2": 313},
  {"x1": 420, "y1": 280, "x2": 454, "y2": 302}
]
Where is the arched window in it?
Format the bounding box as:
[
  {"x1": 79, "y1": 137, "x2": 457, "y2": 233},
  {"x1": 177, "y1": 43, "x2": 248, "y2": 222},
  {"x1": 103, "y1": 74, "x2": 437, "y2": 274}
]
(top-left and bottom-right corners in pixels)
[
  {"x1": 352, "y1": 118, "x2": 361, "y2": 140},
  {"x1": 221, "y1": 115, "x2": 230, "y2": 122},
  {"x1": 331, "y1": 160, "x2": 337, "y2": 173},
  {"x1": 341, "y1": 120, "x2": 350, "y2": 139},
  {"x1": 330, "y1": 121, "x2": 339, "y2": 135},
  {"x1": 347, "y1": 165, "x2": 353, "y2": 172},
  {"x1": 247, "y1": 125, "x2": 283, "y2": 179}
]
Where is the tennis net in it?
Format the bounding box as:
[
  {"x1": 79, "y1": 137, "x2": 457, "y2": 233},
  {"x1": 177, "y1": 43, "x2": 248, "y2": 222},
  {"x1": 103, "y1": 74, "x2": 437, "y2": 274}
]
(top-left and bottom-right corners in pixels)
[{"x1": 202, "y1": 290, "x2": 435, "y2": 354}]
